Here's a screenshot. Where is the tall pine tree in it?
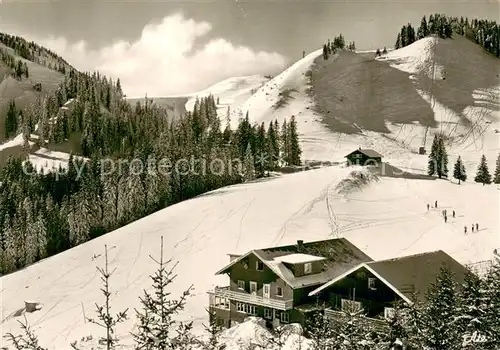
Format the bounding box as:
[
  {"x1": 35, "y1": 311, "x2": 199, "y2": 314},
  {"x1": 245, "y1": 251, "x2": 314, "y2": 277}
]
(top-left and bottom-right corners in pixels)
[
  {"x1": 493, "y1": 153, "x2": 500, "y2": 184},
  {"x1": 453, "y1": 156, "x2": 467, "y2": 184},
  {"x1": 474, "y1": 155, "x2": 491, "y2": 185},
  {"x1": 419, "y1": 266, "x2": 461, "y2": 349},
  {"x1": 5, "y1": 99, "x2": 18, "y2": 139},
  {"x1": 287, "y1": 115, "x2": 302, "y2": 166}
]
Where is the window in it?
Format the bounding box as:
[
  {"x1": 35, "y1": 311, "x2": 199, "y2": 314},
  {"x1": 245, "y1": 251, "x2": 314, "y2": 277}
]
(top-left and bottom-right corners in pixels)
[
  {"x1": 276, "y1": 286, "x2": 283, "y2": 297},
  {"x1": 368, "y1": 277, "x2": 377, "y2": 290},
  {"x1": 249, "y1": 281, "x2": 257, "y2": 295},
  {"x1": 237, "y1": 280, "x2": 245, "y2": 290},
  {"x1": 214, "y1": 297, "x2": 229, "y2": 309},
  {"x1": 384, "y1": 307, "x2": 395, "y2": 320},
  {"x1": 264, "y1": 308, "x2": 273, "y2": 319},
  {"x1": 304, "y1": 262, "x2": 312, "y2": 274},
  {"x1": 256, "y1": 260, "x2": 264, "y2": 271},
  {"x1": 247, "y1": 305, "x2": 257, "y2": 315},
  {"x1": 236, "y1": 302, "x2": 257, "y2": 315},
  {"x1": 263, "y1": 284, "x2": 270, "y2": 298},
  {"x1": 236, "y1": 302, "x2": 245, "y2": 312},
  {"x1": 280, "y1": 311, "x2": 289, "y2": 323},
  {"x1": 341, "y1": 299, "x2": 362, "y2": 313}
]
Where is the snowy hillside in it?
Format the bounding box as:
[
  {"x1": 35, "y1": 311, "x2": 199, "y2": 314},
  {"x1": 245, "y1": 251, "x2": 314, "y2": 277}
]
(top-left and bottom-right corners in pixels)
[
  {"x1": 1, "y1": 161, "x2": 498, "y2": 349},
  {"x1": 377, "y1": 36, "x2": 442, "y2": 78},
  {"x1": 2, "y1": 37, "x2": 500, "y2": 350},
  {"x1": 184, "y1": 75, "x2": 270, "y2": 118}
]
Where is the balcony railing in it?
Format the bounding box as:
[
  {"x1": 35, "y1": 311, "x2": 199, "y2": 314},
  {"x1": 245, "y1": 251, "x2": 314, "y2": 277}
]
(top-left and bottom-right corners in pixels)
[
  {"x1": 324, "y1": 308, "x2": 388, "y2": 332},
  {"x1": 208, "y1": 286, "x2": 294, "y2": 310}
]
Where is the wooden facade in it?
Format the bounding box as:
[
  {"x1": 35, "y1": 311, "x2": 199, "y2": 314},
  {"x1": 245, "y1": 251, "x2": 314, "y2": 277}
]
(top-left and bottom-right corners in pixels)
[
  {"x1": 208, "y1": 240, "x2": 382, "y2": 331},
  {"x1": 314, "y1": 266, "x2": 400, "y2": 318},
  {"x1": 209, "y1": 242, "x2": 468, "y2": 336}
]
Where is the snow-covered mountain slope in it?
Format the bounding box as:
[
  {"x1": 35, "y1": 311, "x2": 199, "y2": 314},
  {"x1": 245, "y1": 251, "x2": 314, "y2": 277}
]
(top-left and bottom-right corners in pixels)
[
  {"x1": 225, "y1": 48, "x2": 358, "y2": 162},
  {"x1": 378, "y1": 36, "x2": 441, "y2": 77},
  {"x1": 184, "y1": 75, "x2": 270, "y2": 118},
  {"x1": 1, "y1": 161, "x2": 498, "y2": 349}
]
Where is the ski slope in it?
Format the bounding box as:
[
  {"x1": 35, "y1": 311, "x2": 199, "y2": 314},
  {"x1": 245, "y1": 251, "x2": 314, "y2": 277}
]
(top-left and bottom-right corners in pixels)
[
  {"x1": 184, "y1": 75, "x2": 269, "y2": 117},
  {"x1": 1, "y1": 161, "x2": 498, "y2": 349},
  {"x1": 377, "y1": 36, "x2": 443, "y2": 79}
]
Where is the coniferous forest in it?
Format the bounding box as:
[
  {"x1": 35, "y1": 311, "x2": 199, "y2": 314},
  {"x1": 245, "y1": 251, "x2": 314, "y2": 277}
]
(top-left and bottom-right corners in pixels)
[
  {"x1": 395, "y1": 13, "x2": 500, "y2": 57},
  {"x1": 0, "y1": 54, "x2": 302, "y2": 275}
]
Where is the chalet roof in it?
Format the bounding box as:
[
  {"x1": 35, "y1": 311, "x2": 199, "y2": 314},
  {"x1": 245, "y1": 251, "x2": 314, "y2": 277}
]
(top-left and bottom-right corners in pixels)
[
  {"x1": 366, "y1": 250, "x2": 469, "y2": 302},
  {"x1": 309, "y1": 250, "x2": 469, "y2": 303},
  {"x1": 215, "y1": 238, "x2": 373, "y2": 289},
  {"x1": 273, "y1": 253, "x2": 326, "y2": 264},
  {"x1": 345, "y1": 149, "x2": 383, "y2": 158}
]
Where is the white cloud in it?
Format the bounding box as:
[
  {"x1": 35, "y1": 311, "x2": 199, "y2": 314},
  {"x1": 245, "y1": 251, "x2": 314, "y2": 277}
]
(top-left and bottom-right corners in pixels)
[{"x1": 33, "y1": 13, "x2": 287, "y2": 97}]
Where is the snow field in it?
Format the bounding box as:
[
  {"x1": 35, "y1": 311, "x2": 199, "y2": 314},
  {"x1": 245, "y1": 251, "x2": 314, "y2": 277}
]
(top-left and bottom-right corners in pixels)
[{"x1": 2, "y1": 160, "x2": 498, "y2": 349}]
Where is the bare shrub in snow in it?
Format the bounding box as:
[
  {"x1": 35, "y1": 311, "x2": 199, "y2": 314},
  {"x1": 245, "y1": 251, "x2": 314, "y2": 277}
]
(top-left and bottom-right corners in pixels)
[{"x1": 334, "y1": 169, "x2": 378, "y2": 195}]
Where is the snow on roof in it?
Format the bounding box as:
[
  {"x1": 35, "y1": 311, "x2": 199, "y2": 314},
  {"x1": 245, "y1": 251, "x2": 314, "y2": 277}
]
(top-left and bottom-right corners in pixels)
[
  {"x1": 273, "y1": 253, "x2": 326, "y2": 264},
  {"x1": 345, "y1": 148, "x2": 383, "y2": 158}
]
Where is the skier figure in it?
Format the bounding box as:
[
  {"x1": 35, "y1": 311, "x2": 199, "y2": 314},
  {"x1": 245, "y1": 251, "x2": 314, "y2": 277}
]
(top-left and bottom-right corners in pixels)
[
  {"x1": 472, "y1": 224, "x2": 474, "y2": 233},
  {"x1": 452, "y1": 210, "x2": 455, "y2": 218},
  {"x1": 444, "y1": 215, "x2": 447, "y2": 223},
  {"x1": 427, "y1": 204, "x2": 430, "y2": 211},
  {"x1": 476, "y1": 223, "x2": 479, "y2": 231},
  {"x1": 464, "y1": 226, "x2": 467, "y2": 234},
  {"x1": 435, "y1": 200, "x2": 438, "y2": 208}
]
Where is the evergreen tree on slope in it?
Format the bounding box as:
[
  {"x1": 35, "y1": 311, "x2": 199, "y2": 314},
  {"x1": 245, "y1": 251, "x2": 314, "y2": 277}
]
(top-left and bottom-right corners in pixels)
[
  {"x1": 419, "y1": 266, "x2": 462, "y2": 349},
  {"x1": 243, "y1": 143, "x2": 255, "y2": 182},
  {"x1": 418, "y1": 15, "x2": 429, "y2": 39},
  {"x1": 395, "y1": 33, "x2": 402, "y2": 50},
  {"x1": 428, "y1": 134, "x2": 440, "y2": 176},
  {"x1": 133, "y1": 236, "x2": 194, "y2": 349},
  {"x1": 266, "y1": 121, "x2": 280, "y2": 170},
  {"x1": 453, "y1": 156, "x2": 467, "y2": 184},
  {"x1": 5, "y1": 99, "x2": 18, "y2": 139},
  {"x1": 474, "y1": 155, "x2": 492, "y2": 185},
  {"x1": 437, "y1": 136, "x2": 448, "y2": 178},
  {"x1": 493, "y1": 153, "x2": 500, "y2": 184},
  {"x1": 483, "y1": 258, "x2": 500, "y2": 346},
  {"x1": 281, "y1": 120, "x2": 289, "y2": 166},
  {"x1": 457, "y1": 270, "x2": 491, "y2": 349},
  {"x1": 287, "y1": 115, "x2": 302, "y2": 166}
]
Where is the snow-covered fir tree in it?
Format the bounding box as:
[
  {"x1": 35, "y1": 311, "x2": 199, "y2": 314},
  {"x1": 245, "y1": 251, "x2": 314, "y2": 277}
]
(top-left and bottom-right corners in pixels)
[
  {"x1": 243, "y1": 143, "x2": 256, "y2": 181},
  {"x1": 457, "y1": 270, "x2": 491, "y2": 349},
  {"x1": 474, "y1": 154, "x2": 492, "y2": 185},
  {"x1": 132, "y1": 236, "x2": 194, "y2": 349},
  {"x1": 453, "y1": 156, "x2": 467, "y2": 184},
  {"x1": 493, "y1": 153, "x2": 500, "y2": 184},
  {"x1": 419, "y1": 266, "x2": 462, "y2": 349},
  {"x1": 428, "y1": 134, "x2": 448, "y2": 178},
  {"x1": 287, "y1": 115, "x2": 302, "y2": 166}
]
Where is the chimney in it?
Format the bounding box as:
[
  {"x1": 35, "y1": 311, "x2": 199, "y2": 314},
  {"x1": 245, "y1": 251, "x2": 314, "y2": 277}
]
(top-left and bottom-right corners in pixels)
[{"x1": 297, "y1": 240, "x2": 304, "y2": 252}]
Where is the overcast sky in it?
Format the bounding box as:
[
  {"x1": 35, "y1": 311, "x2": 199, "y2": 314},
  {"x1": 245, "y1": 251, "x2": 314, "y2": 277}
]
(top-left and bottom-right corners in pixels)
[{"x1": 1, "y1": 0, "x2": 498, "y2": 96}]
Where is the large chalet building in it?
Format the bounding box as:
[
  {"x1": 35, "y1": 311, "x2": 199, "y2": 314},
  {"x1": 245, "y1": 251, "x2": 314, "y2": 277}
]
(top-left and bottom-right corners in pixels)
[{"x1": 208, "y1": 238, "x2": 468, "y2": 330}]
